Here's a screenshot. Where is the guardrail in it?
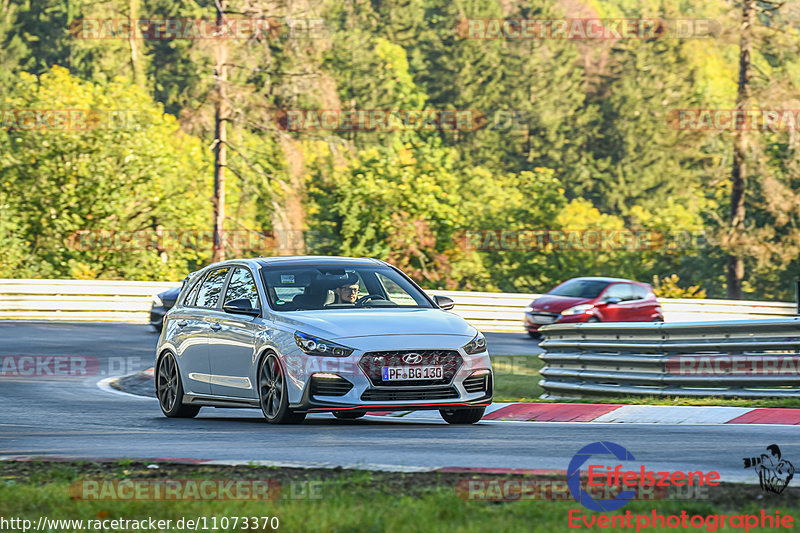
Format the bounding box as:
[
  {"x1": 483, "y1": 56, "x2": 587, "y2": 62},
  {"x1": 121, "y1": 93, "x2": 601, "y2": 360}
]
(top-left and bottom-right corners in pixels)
[
  {"x1": 538, "y1": 319, "x2": 800, "y2": 398},
  {"x1": 0, "y1": 279, "x2": 796, "y2": 332},
  {"x1": 0, "y1": 279, "x2": 176, "y2": 323}
]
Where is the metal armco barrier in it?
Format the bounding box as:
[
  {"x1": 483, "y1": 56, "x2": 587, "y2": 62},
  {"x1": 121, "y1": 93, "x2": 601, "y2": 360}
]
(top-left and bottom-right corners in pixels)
[
  {"x1": 0, "y1": 279, "x2": 795, "y2": 332},
  {"x1": 0, "y1": 279, "x2": 176, "y2": 323},
  {"x1": 539, "y1": 319, "x2": 800, "y2": 398}
]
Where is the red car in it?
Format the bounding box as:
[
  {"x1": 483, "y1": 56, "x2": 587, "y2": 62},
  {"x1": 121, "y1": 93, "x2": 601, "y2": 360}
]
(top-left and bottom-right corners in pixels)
[{"x1": 524, "y1": 277, "x2": 663, "y2": 337}]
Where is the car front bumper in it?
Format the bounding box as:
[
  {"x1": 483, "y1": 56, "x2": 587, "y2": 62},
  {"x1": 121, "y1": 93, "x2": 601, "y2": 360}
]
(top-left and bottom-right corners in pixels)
[{"x1": 281, "y1": 339, "x2": 493, "y2": 413}]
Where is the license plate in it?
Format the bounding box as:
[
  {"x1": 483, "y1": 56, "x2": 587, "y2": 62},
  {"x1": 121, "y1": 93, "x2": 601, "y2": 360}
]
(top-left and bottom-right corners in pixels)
[
  {"x1": 531, "y1": 314, "x2": 556, "y2": 324},
  {"x1": 382, "y1": 366, "x2": 443, "y2": 381}
]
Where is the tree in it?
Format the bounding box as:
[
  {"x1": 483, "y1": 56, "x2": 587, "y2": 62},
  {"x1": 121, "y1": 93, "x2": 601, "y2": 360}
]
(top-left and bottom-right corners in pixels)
[
  {"x1": 727, "y1": 0, "x2": 754, "y2": 299},
  {"x1": 0, "y1": 67, "x2": 212, "y2": 279}
]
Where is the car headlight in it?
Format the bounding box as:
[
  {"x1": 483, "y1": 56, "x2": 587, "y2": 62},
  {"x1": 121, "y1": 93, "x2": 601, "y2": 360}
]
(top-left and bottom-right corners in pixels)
[
  {"x1": 294, "y1": 331, "x2": 354, "y2": 357},
  {"x1": 524, "y1": 305, "x2": 533, "y2": 313},
  {"x1": 462, "y1": 331, "x2": 487, "y2": 355},
  {"x1": 561, "y1": 304, "x2": 594, "y2": 316},
  {"x1": 152, "y1": 294, "x2": 164, "y2": 308}
]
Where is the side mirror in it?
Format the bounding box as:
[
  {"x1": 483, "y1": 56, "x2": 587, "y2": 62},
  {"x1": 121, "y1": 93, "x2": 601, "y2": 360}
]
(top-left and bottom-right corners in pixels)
[
  {"x1": 602, "y1": 296, "x2": 622, "y2": 305},
  {"x1": 223, "y1": 298, "x2": 261, "y2": 316},
  {"x1": 434, "y1": 295, "x2": 455, "y2": 310}
]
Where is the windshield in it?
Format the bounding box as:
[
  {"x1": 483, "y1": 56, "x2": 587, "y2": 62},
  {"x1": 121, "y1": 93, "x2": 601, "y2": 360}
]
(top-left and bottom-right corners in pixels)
[
  {"x1": 259, "y1": 264, "x2": 434, "y2": 311},
  {"x1": 548, "y1": 279, "x2": 610, "y2": 299}
]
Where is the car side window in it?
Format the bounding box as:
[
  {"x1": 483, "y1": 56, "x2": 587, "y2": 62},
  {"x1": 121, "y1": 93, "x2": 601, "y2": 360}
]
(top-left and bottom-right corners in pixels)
[
  {"x1": 183, "y1": 275, "x2": 205, "y2": 306},
  {"x1": 196, "y1": 268, "x2": 230, "y2": 308},
  {"x1": 603, "y1": 283, "x2": 633, "y2": 301},
  {"x1": 631, "y1": 285, "x2": 648, "y2": 300},
  {"x1": 225, "y1": 268, "x2": 260, "y2": 309},
  {"x1": 376, "y1": 272, "x2": 417, "y2": 305}
]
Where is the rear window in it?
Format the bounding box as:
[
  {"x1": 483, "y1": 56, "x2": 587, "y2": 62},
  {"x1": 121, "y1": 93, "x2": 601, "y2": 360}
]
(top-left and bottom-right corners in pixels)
[{"x1": 548, "y1": 279, "x2": 610, "y2": 299}]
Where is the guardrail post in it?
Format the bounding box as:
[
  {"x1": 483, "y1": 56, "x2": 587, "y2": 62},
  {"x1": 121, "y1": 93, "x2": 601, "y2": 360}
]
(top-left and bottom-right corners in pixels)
[{"x1": 796, "y1": 280, "x2": 800, "y2": 315}]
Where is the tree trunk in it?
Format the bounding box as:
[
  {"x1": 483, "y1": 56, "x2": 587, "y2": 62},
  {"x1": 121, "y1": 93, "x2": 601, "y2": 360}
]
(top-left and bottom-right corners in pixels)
[
  {"x1": 212, "y1": 0, "x2": 228, "y2": 263},
  {"x1": 727, "y1": 0, "x2": 754, "y2": 299},
  {"x1": 128, "y1": 0, "x2": 143, "y2": 87}
]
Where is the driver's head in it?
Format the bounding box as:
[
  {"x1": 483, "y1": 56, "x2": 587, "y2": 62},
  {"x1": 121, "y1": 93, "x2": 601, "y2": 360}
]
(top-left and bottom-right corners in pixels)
[{"x1": 334, "y1": 274, "x2": 360, "y2": 303}]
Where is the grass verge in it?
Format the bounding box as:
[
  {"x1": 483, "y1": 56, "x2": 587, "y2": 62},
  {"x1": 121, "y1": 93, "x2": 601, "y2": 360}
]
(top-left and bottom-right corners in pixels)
[{"x1": 1, "y1": 461, "x2": 798, "y2": 533}]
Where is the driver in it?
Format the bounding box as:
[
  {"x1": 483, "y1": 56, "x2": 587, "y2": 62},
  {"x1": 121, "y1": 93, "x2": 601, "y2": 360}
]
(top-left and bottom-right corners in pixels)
[{"x1": 332, "y1": 274, "x2": 360, "y2": 304}]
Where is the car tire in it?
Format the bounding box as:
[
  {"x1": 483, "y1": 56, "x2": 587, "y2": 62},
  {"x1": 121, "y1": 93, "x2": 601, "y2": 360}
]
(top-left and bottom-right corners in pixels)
[
  {"x1": 156, "y1": 352, "x2": 201, "y2": 418},
  {"x1": 587, "y1": 317, "x2": 600, "y2": 323},
  {"x1": 333, "y1": 411, "x2": 365, "y2": 420},
  {"x1": 258, "y1": 353, "x2": 306, "y2": 424},
  {"x1": 527, "y1": 331, "x2": 540, "y2": 339},
  {"x1": 439, "y1": 407, "x2": 485, "y2": 424}
]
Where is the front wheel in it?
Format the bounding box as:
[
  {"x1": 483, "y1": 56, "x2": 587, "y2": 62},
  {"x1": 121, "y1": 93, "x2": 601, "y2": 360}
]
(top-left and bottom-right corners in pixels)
[
  {"x1": 156, "y1": 352, "x2": 200, "y2": 418},
  {"x1": 258, "y1": 354, "x2": 306, "y2": 424},
  {"x1": 439, "y1": 407, "x2": 485, "y2": 425}
]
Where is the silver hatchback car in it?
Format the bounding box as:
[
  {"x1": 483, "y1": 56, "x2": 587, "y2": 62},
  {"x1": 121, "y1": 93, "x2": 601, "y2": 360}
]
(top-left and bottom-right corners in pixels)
[{"x1": 155, "y1": 257, "x2": 493, "y2": 424}]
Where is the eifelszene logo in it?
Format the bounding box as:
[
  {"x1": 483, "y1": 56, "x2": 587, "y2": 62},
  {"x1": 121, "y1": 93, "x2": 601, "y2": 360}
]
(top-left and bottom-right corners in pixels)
[
  {"x1": 568, "y1": 442, "x2": 638, "y2": 512},
  {"x1": 568, "y1": 441, "x2": 721, "y2": 512},
  {"x1": 743, "y1": 444, "x2": 795, "y2": 494}
]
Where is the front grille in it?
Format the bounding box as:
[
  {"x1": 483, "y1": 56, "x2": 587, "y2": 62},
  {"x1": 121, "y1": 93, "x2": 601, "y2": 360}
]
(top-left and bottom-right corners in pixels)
[
  {"x1": 464, "y1": 373, "x2": 490, "y2": 393},
  {"x1": 361, "y1": 386, "x2": 459, "y2": 401},
  {"x1": 310, "y1": 376, "x2": 353, "y2": 397},
  {"x1": 529, "y1": 312, "x2": 558, "y2": 324},
  {"x1": 359, "y1": 350, "x2": 463, "y2": 387}
]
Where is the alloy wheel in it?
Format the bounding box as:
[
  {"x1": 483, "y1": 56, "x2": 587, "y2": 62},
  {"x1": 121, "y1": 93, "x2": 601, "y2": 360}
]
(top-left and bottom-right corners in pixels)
[{"x1": 157, "y1": 353, "x2": 179, "y2": 412}]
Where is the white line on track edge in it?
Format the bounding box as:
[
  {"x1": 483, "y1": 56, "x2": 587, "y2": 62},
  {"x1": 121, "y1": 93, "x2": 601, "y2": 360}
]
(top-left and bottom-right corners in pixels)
[{"x1": 96, "y1": 375, "x2": 158, "y2": 400}]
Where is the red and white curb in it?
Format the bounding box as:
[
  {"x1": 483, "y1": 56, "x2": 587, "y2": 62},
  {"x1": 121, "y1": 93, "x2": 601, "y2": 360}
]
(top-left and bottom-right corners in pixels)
[
  {"x1": 373, "y1": 403, "x2": 800, "y2": 425},
  {"x1": 109, "y1": 370, "x2": 800, "y2": 426}
]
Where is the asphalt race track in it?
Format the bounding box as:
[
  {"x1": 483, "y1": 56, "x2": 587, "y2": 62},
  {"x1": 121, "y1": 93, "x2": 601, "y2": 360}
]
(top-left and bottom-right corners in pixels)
[{"x1": 1, "y1": 321, "x2": 797, "y2": 482}]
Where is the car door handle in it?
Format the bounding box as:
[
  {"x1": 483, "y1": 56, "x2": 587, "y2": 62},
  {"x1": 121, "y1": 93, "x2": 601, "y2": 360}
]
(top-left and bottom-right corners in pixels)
[
  {"x1": 177, "y1": 321, "x2": 188, "y2": 327},
  {"x1": 210, "y1": 323, "x2": 222, "y2": 331}
]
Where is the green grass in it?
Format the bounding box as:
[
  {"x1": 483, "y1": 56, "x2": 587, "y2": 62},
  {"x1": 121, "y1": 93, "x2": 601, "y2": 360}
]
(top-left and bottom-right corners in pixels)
[
  {"x1": 490, "y1": 355, "x2": 545, "y2": 402},
  {"x1": 489, "y1": 355, "x2": 800, "y2": 408},
  {"x1": 2, "y1": 462, "x2": 799, "y2": 533}
]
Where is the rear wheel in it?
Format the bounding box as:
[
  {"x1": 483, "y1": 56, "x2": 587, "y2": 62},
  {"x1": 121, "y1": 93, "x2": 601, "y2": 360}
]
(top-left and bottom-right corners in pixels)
[
  {"x1": 156, "y1": 352, "x2": 200, "y2": 418},
  {"x1": 259, "y1": 354, "x2": 306, "y2": 424},
  {"x1": 333, "y1": 411, "x2": 365, "y2": 420},
  {"x1": 587, "y1": 317, "x2": 600, "y2": 323},
  {"x1": 439, "y1": 407, "x2": 485, "y2": 424}
]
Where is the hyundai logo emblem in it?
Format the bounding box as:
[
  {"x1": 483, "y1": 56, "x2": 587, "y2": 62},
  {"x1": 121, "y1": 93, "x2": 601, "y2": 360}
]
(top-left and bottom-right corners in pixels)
[{"x1": 402, "y1": 353, "x2": 423, "y2": 365}]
